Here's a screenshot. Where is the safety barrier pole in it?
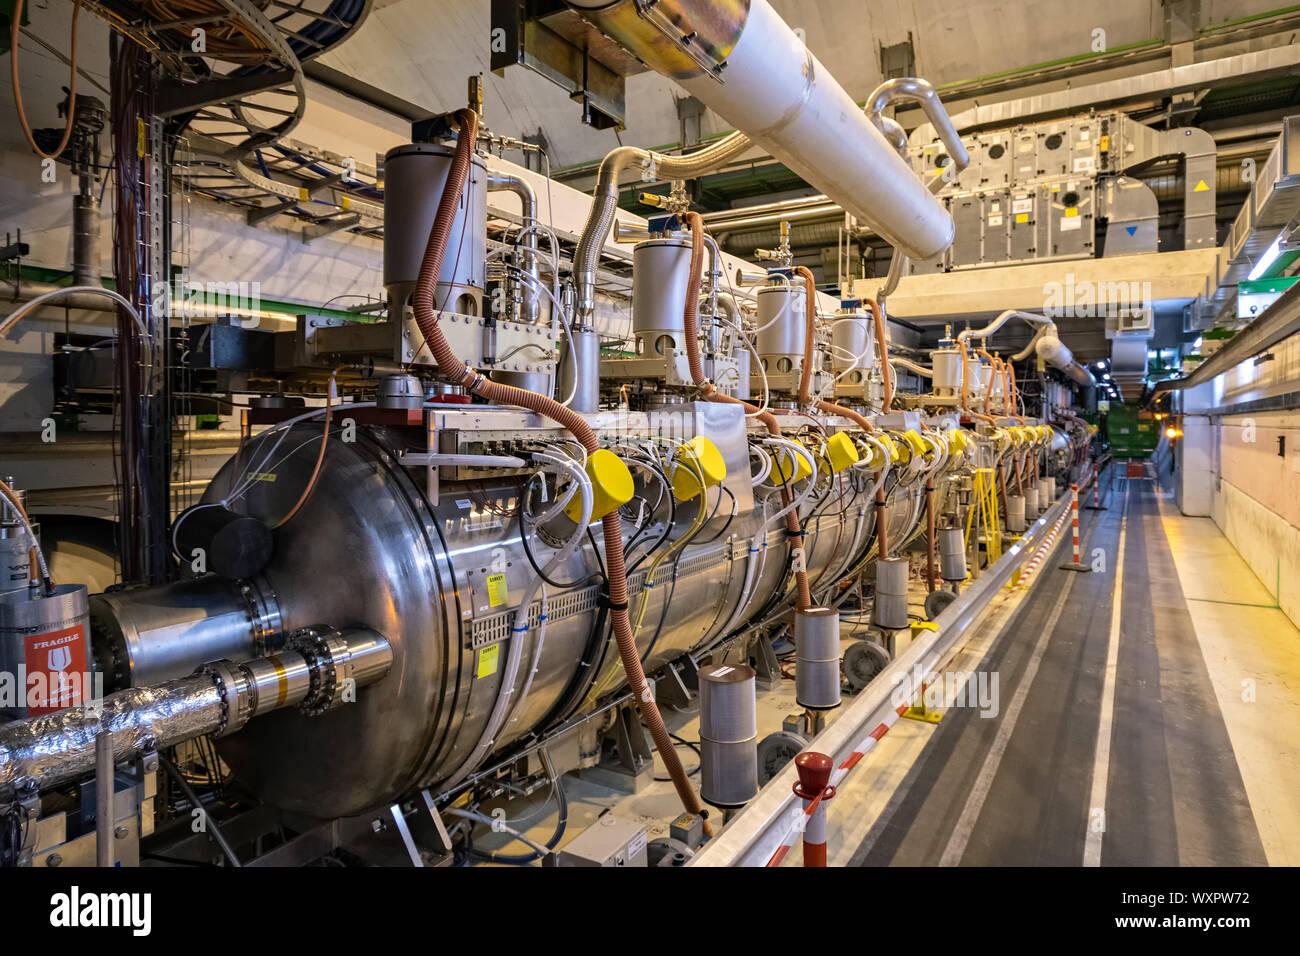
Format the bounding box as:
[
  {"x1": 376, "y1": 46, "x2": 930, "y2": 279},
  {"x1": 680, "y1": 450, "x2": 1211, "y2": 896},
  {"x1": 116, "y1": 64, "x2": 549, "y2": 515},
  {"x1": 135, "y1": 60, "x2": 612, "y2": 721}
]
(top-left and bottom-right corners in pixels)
[
  {"x1": 767, "y1": 751, "x2": 836, "y2": 867},
  {"x1": 1059, "y1": 484, "x2": 1090, "y2": 572},
  {"x1": 794, "y1": 752, "x2": 835, "y2": 867}
]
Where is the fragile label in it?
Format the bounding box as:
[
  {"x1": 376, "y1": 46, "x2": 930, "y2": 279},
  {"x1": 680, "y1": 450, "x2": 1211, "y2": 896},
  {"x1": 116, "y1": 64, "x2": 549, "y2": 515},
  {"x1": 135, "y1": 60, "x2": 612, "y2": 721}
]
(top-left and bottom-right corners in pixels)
[
  {"x1": 987, "y1": 214, "x2": 1004, "y2": 227},
  {"x1": 477, "y1": 643, "x2": 500, "y2": 679},
  {"x1": 486, "y1": 572, "x2": 508, "y2": 607},
  {"x1": 24, "y1": 624, "x2": 87, "y2": 714}
]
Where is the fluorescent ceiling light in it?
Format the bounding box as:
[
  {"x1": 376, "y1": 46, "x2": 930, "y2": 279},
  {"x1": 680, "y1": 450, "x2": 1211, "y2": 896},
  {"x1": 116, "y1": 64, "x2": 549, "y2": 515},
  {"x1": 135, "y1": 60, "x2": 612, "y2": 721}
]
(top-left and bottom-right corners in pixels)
[{"x1": 1248, "y1": 233, "x2": 1284, "y2": 281}]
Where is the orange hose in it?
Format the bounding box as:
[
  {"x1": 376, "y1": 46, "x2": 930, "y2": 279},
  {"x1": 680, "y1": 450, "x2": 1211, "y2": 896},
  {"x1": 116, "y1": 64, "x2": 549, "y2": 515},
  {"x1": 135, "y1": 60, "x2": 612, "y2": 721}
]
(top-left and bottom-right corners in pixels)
[
  {"x1": 11, "y1": 0, "x2": 81, "y2": 160},
  {"x1": 868, "y1": 297, "x2": 894, "y2": 410},
  {"x1": 685, "y1": 213, "x2": 811, "y2": 610},
  {"x1": 272, "y1": 371, "x2": 337, "y2": 530},
  {"x1": 958, "y1": 339, "x2": 997, "y2": 424},
  {"x1": 415, "y1": 111, "x2": 708, "y2": 831}
]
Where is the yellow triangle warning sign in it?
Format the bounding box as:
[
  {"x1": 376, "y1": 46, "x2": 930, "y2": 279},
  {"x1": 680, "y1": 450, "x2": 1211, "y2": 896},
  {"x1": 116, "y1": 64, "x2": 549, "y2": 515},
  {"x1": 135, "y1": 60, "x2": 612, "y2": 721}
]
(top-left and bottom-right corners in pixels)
[{"x1": 1193, "y1": 179, "x2": 1210, "y2": 192}]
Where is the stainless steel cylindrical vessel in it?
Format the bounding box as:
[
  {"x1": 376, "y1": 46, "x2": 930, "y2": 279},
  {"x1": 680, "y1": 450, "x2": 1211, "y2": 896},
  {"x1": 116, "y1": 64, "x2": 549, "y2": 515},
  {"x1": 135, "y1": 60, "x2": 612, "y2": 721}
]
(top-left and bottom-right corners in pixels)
[
  {"x1": 939, "y1": 527, "x2": 967, "y2": 583},
  {"x1": 731, "y1": 345, "x2": 752, "y2": 400},
  {"x1": 756, "y1": 283, "x2": 805, "y2": 372},
  {"x1": 830, "y1": 310, "x2": 874, "y2": 373},
  {"x1": 1043, "y1": 476, "x2": 1056, "y2": 504},
  {"x1": 91, "y1": 576, "x2": 280, "y2": 688},
  {"x1": 872, "y1": 557, "x2": 909, "y2": 630},
  {"x1": 931, "y1": 348, "x2": 963, "y2": 395},
  {"x1": 632, "y1": 238, "x2": 692, "y2": 353},
  {"x1": 698, "y1": 662, "x2": 758, "y2": 808},
  {"x1": 558, "y1": 326, "x2": 601, "y2": 412},
  {"x1": 0, "y1": 583, "x2": 91, "y2": 717},
  {"x1": 1024, "y1": 483, "x2": 1039, "y2": 516},
  {"x1": 1006, "y1": 494, "x2": 1027, "y2": 533},
  {"x1": 795, "y1": 607, "x2": 841, "y2": 710},
  {"x1": 383, "y1": 143, "x2": 487, "y2": 315}
]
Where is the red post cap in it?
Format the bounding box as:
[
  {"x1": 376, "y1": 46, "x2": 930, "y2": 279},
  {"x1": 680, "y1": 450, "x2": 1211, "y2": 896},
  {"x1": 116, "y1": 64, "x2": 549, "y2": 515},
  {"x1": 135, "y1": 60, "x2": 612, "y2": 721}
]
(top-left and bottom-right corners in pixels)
[{"x1": 793, "y1": 751, "x2": 833, "y2": 799}]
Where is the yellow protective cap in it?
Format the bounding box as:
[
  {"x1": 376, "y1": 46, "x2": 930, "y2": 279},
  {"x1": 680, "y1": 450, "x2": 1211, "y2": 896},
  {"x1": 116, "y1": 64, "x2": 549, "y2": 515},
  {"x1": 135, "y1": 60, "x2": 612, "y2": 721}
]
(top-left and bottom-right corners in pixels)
[
  {"x1": 671, "y1": 435, "x2": 727, "y2": 501},
  {"x1": 564, "y1": 448, "x2": 634, "y2": 523},
  {"x1": 823, "y1": 431, "x2": 861, "y2": 474},
  {"x1": 1039, "y1": 425, "x2": 1053, "y2": 441},
  {"x1": 771, "y1": 441, "x2": 813, "y2": 483},
  {"x1": 946, "y1": 427, "x2": 969, "y2": 456},
  {"x1": 898, "y1": 429, "x2": 928, "y2": 463}
]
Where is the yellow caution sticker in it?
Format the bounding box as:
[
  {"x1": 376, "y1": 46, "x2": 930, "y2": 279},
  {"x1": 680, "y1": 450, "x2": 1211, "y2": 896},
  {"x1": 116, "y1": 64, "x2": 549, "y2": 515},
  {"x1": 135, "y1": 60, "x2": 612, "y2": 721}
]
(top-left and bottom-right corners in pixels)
[
  {"x1": 298, "y1": 186, "x2": 309, "y2": 201},
  {"x1": 1099, "y1": 135, "x2": 1109, "y2": 151},
  {"x1": 137, "y1": 117, "x2": 146, "y2": 158},
  {"x1": 486, "y1": 572, "x2": 508, "y2": 608},
  {"x1": 341, "y1": 195, "x2": 351, "y2": 210},
  {"x1": 1015, "y1": 213, "x2": 1029, "y2": 224},
  {"x1": 1193, "y1": 178, "x2": 1210, "y2": 193},
  {"x1": 1064, "y1": 207, "x2": 1079, "y2": 217},
  {"x1": 477, "y1": 644, "x2": 500, "y2": 679}
]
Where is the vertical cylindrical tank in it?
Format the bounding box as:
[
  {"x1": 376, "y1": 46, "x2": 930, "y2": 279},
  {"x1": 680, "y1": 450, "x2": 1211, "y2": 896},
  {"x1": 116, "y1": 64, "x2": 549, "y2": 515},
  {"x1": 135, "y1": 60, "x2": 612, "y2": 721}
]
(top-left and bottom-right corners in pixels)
[
  {"x1": 939, "y1": 526, "x2": 967, "y2": 582},
  {"x1": 795, "y1": 607, "x2": 841, "y2": 710},
  {"x1": 383, "y1": 143, "x2": 487, "y2": 315},
  {"x1": 1006, "y1": 494, "x2": 1027, "y2": 533},
  {"x1": 756, "y1": 282, "x2": 805, "y2": 373},
  {"x1": 632, "y1": 238, "x2": 693, "y2": 354},
  {"x1": 558, "y1": 326, "x2": 601, "y2": 412},
  {"x1": 698, "y1": 662, "x2": 759, "y2": 808},
  {"x1": 872, "y1": 557, "x2": 910, "y2": 629},
  {"x1": 0, "y1": 583, "x2": 91, "y2": 718}
]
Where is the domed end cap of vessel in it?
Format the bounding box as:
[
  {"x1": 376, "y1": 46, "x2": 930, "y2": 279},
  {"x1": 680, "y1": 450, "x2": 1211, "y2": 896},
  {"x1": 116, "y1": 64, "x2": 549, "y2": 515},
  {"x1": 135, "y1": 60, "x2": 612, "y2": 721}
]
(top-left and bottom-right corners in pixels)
[{"x1": 173, "y1": 504, "x2": 273, "y2": 579}]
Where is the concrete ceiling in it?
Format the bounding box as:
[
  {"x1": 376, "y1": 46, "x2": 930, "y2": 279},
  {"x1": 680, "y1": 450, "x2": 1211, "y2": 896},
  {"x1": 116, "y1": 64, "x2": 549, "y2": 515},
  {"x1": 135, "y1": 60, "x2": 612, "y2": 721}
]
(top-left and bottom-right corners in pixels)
[{"x1": 317, "y1": 0, "x2": 1283, "y2": 169}]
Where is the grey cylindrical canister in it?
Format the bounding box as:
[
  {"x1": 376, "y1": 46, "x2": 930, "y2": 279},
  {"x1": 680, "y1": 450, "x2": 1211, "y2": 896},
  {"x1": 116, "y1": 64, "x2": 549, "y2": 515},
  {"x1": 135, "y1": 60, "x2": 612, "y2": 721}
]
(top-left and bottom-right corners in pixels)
[
  {"x1": 795, "y1": 607, "x2": 841, "y2": 710},
  {"x1": 756, "y1": 284, "x2": 805, "y2": 369},
  {"x1": 1006, "y1": 494, "x2": 1026, "y2": 533},
  {"x1": 1043, "y1": 477, "x2": 1056, "y2": 504},
  {"x1": 939, "y1": 526, "x2": 967, "y2": 582},
  {"x1": 632, "y1": 239, "x2": 692, "y2": 352},
  {"x1": 0, "y1": 583, "x2": 92, "y2": 717},
  {"x1": 930, "y1": 347, "x2": 963, "y2": 394},
  {"x1": 558, "y1": 326, "x2": 601, "y2": 412},
  {"x1": 0, "y1": 480, "x2": 32, "y2": 594},
  {"x1": 873, "y1": 556, "x2": 910, "y2": 630},
  {"x1": 731, "y1": 345, "x2": 751, "y2": 401},
  {"x1": 698, "y1": 662, "x2": 758, "y2": 808},
  {"x1": 382, "y1": 144, "x2": 487, "y2": 313},
  {"x1": 830, "y1": 312, "x2": 873, "y2": 372},
  {"x1": 1024, "y1": 483, "x2": 1038, "y2": 516}
]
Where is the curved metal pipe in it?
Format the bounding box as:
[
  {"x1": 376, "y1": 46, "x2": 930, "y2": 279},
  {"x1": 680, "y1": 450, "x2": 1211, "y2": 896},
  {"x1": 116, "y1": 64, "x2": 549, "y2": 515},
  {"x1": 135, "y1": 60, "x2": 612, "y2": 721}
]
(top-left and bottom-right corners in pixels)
[
  {"x1": 487, "y1": 170, "x2": 539, "y2": 323},
  {"x1": 572, "y1": 131, "x2": 752, "y2": 318},
  {"x1": 865, "y1": 77, "x2": 970, "y2": 173}
]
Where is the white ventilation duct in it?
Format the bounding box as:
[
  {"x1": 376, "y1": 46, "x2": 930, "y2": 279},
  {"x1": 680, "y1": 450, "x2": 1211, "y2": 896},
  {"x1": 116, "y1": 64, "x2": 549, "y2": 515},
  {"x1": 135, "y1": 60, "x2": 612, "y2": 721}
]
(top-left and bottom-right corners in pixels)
[{"x1": 565, "y1": 0, "x2": 955, "y2": 261}]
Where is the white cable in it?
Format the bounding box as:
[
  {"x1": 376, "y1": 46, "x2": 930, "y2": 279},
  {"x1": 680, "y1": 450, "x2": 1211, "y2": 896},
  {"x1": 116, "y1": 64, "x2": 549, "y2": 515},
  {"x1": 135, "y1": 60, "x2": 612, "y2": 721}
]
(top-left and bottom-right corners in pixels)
[{"x1": 441, "y1": 450, "x2": 592, "y2": 792}]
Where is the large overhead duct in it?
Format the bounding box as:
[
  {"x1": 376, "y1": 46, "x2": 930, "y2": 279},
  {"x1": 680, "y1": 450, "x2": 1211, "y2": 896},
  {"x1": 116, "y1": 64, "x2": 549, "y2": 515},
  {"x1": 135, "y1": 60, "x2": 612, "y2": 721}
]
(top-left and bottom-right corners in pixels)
[{"x1": 565, "y1": 0, "x2": 954, "y2": 261}]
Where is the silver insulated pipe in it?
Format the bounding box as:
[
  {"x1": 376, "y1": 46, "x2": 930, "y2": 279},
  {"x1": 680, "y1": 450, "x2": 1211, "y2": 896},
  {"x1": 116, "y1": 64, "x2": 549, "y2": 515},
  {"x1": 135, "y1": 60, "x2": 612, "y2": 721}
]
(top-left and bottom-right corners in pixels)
[{"x1": 567, "y1": 0, "x2": 954, "y2": 262}]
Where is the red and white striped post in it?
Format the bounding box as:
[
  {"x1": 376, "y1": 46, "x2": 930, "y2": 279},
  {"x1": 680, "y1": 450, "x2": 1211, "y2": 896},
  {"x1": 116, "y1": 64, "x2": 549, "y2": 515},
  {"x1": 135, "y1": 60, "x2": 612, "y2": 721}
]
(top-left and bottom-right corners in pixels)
[
  {"x1": 1060, "y1": 483, "x2": 1090, "y2": 572},
  {"x1": 1086, "y1": 459, "x2": 1107, "y2": 511},
  {"x1": 793, "y1": 752, "x2": 836, "y2": 867}
]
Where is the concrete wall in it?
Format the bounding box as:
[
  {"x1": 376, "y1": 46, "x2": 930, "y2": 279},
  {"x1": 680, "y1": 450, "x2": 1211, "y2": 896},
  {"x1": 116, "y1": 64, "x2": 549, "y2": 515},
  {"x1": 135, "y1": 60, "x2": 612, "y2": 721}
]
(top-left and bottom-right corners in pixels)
[{"x1": 1182, "y1": 334, "x2": 1300, "y2": 628}]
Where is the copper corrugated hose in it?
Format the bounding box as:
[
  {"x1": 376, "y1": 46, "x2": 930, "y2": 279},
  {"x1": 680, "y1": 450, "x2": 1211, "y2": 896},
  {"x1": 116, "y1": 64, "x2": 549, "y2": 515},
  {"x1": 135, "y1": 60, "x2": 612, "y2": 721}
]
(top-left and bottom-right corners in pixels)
[
  {"x1": 414, "y1": 110, "x2": 709, "y2": 834},
  {"x1": 868, "y1": 296, "x2": 894, "y2": 410},
  {"x1": 925, "y1": 477, "x2": 937, "y2": 592},
  {"x1": 791, "y1": 267, "x2": 875, "y2": 433},
  {"x1": 682, "y1": 213, "x2": 812, "y2": 611},
  {"x1": 959, "y1": 338, "x2": 997, "y2": 424}
]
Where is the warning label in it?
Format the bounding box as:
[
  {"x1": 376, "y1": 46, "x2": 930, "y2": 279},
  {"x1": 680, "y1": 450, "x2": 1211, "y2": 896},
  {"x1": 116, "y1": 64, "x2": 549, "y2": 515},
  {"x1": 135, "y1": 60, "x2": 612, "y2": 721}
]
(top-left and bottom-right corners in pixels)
[{"x1": 24, "y1": 624, "x2": 87, "y2": 713}]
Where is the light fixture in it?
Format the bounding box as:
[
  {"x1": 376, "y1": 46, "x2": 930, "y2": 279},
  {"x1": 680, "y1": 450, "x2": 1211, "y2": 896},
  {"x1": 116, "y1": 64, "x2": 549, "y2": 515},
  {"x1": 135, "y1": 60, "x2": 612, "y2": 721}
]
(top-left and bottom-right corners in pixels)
[{"x1": 1248, "y1": 233, "x2": 1284, "y2": 281}]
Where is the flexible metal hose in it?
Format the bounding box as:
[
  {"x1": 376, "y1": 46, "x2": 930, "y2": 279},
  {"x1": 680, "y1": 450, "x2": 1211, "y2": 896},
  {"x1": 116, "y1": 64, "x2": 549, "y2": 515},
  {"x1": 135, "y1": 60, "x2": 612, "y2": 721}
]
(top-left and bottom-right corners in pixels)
[
  {"x1": 411, "y1": 109, "x2": 709, "y2": 831},
  {"x1": 573, "y1": 133, "x2": 751, "y2": 317}
]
